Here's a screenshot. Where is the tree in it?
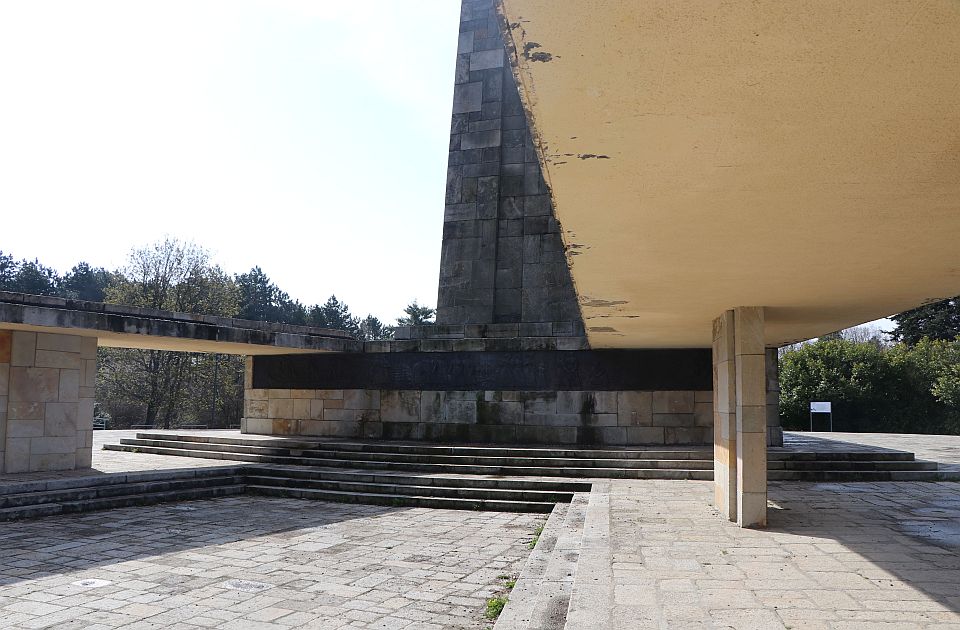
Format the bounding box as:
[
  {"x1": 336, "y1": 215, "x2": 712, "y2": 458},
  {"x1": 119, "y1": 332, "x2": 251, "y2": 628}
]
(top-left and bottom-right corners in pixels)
[
  {"x1": 0, "y1": 251, "x2": 16, "y2": 289},
  {"x1": 358, "y1": 314, "x2": 394, "y2": 341},
  {"x1": 6, "y1": 259, "x2": 60, "y2": 295},
  {"x1": 890, "y1": 296, "x2": 960, "y2": 345},
  {"x1": 308, "y1": 295, "x2": 360, "y2": 337},
  {"x1": 779, "y1": 337, "x2": 960, "y2": 434},
  {"x1": 59, "y1": 262, "x2": 112, "y2": 301},
  {"x1": 397, "y1": 300, "x2": 435, "y2": 326},
  {"x1": 235, "y1": 266, "x2": 306, "y2": 324},
  {"x1": 100, "y1": 237, "x2": 239, "y2": 429}
]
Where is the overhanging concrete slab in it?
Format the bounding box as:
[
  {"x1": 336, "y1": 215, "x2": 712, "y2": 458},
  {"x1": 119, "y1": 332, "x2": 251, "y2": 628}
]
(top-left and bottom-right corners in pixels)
[
  {"x1": 499, "y1": 0, "x2": 960, "y2": 348},
  {"x1": 0, "y1": 292, "x2": 360, "y2": 354}
]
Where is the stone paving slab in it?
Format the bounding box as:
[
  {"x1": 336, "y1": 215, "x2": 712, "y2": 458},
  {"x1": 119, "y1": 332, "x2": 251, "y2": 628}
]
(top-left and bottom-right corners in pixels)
[
  {"x1": 567, "y1": 479, "x2": 960, "y2": 629},
  {"x1": 0, "y1": 495, "x2": 545, "y2": 629}
]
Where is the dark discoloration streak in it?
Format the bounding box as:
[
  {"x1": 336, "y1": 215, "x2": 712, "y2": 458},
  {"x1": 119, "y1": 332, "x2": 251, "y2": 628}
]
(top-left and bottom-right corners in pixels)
[
  {"x1": 588, "y1": 326, "x2": 620, "y2": 333},
  {"x1": 523, "y1": 41, "x2": 553, "y2": 63},
  {"x1": 560, "y1": 153, "x2": 611, "y2": 160},
  {"x1": 543, "y1": 594, "x2": 571, "y2": 629},
  {"x1": 583, "y1": 299, "x2": 628, "y2": 307}
]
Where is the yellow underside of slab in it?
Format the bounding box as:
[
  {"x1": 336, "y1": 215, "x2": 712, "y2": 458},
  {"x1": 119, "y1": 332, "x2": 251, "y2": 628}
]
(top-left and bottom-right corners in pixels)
[
  {"x1": 0, "y1": 323, "x2": 322, "y2": 355},
  {"x1": 500, "y1": 0, "x2": 960, "y2": 347}
]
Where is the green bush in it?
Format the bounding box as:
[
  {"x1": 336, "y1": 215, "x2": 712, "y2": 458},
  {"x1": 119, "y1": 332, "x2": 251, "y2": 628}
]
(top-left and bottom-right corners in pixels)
[{"x1": 779, "y1": 338, "x2": 960, "y2": 434}]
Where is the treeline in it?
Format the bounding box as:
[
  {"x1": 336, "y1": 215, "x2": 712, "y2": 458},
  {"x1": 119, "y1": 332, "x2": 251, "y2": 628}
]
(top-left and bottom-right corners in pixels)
[
  {"x1": 0, "y1": 238, "x2": 435, "y2": 429},
  {"x1": 779, "y1": 297, "x2": 960, "y2": 434},
  {"x1": 0, "y1": 242, "x2": 435, "y2": 340}
]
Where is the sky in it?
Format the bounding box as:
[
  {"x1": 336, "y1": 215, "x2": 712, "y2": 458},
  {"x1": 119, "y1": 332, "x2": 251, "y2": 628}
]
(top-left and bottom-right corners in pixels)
[{"x1": 0, "y1": 0, "x2": 460, "y2": 323}]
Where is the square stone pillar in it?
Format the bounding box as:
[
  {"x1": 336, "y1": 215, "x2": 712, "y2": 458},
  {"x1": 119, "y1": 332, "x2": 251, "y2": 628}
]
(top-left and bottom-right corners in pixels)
[
  {"x1": 765, "y1": 348, "x2": 784, "y2": 447},
  {"x1": 734, "y1": 307, "x2": 767, "y2": 527},
  {"x1": 712, "y1": 310, "x2": 737, "y2": 521},
  {"x1": 0, "y1": 331, "x2": 9, "y2": 471},
  {"x1": 1, "y1": 330, "x2": 96, "y2": 473}
]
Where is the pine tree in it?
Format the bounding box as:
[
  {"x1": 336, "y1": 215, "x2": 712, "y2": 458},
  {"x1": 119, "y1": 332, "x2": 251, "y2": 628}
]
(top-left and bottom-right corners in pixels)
[{"x1": 397, "y1": 300, "x2": 435, "y2": 326}]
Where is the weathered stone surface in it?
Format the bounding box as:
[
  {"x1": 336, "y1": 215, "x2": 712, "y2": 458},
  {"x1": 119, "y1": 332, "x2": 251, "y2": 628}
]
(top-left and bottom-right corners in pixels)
[
  {"x1": 652, "y1": 390, "x2": 696, "y2": 413},
  {"x1": 0, "y1": 330, "x2": 10, "y2": 363},
  {"x1": 452, "y1": 81, "x2": 483, "y2": 113},
  {"x1": 57, "y1": 369, "x2": 80, "y2": 402},
  {"x1": 44, "y1": 402, "x2": 78, "y2": 437},
  {"x1": 10, "y1": 331, "x2": 36, "y2": 367},
  {"x1": 380, "y1": 391, "x2": 421, "y2": 423},
  {"x1": 8, "y1": 367, "x2": 59, "y2": 403},
  {"x1": 435, "y1": 0, "x2": 583, "y2": 329}
]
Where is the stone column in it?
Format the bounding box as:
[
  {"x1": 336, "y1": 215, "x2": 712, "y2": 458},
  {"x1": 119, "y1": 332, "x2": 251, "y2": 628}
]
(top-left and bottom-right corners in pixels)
[
  {"x1": 734, "y1": 307, "x2": 767, "y2": 528},
  {"x1": 765, "y1": 348, "x2": 783, "y2": 447},
  {"x1": 2, "y1": 330, "x2": 95, "y2": 473},
  {"x1": 712, "y1": 310, "x2": 737, "y2": 521},
  {"x1": 0, "y1": 331, "x2": 9, "y2": 472}
]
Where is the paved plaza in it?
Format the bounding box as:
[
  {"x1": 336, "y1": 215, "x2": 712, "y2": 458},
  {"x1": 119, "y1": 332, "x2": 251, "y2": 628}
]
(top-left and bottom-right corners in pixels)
[
  {"x1": 1, "y1": 433, "x2": 959, "y2": 628},
  {"x1": 572, "y1": 479, "x2": 960, "y2": 629},
  {"x1": 0, "y1": 495, "x2": 542, "y2": 629}
]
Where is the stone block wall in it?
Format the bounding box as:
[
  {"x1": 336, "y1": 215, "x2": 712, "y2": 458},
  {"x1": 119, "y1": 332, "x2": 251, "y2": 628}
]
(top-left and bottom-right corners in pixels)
[
  {"x1": 438, "y1": 0, "x2": 581, "y2": 327},
  {"x1": 0, "y1": 330, "x2": 95, "y2": 473},
  {"x1": 242, "y1": 359, "x2": 712, "y2": 445}
]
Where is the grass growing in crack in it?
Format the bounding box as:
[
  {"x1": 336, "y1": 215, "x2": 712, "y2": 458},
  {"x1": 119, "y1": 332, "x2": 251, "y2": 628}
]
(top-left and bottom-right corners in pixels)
[
  {"x1": 527, "y1": 523, "x2": 545, "y2": 549},
  {"x1": 484, "y1": 574, "x2": 518, "y2": 622},
  {"x1": 485, "y1": 596, "x2": 508, "y2": 620}
]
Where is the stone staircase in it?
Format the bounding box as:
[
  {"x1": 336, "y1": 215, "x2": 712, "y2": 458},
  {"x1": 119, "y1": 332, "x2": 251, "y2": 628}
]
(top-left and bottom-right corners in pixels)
[
  {"x1": 1, "y1": 432, "x2": 944, "y2": 522},
  {"x1": 0, "y1": 467, "x2": 246, "y2": 521},
  {"x1": 104, "y1": 432, "x2": 944, "y2": 482},
  {"x1": 0, "y1": 464, "x2": 589, "y2": 521},
  {"x1": 244, "y1": 465, "x2": 589, "y2": 512},
  {"x1": 107, "y1": 433, "x2": 715, "y2": 480},
  {"x1": 494, "y1": 493, "x2": 589, "y2": 630},
  {"x1": 767, "y1": 449, "x2": 940, "y2": 481}
]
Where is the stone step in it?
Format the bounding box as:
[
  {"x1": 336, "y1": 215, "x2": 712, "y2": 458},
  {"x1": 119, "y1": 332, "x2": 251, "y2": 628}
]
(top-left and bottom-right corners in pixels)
[
  {"x1": 134, "y1": 432, "x2": 714, "y2": 459},
  {"x1": 110, "y1": 439, "x2": 937, "y2": 480},
  {"x1": 254, "y1": 465, "x2": 593, "y2": 492},
  {"x1": 104, "y1": 444, "x2": 714, "y2": 480},
  {"x1": 768, "y1": 450, "x2": 916, "y2": 462},
  {"x1": 494, "y1": 493, "x2": 590, "y2": 629},
  {"x1": 767, "y1": 470, "x2": 943, "y2": 482},
  {"x1": 0, "y1": 465, "x2": 246, "y2": 497},
  {"x1": 246, "y1": 484, "x2": 556, "y2": 512},
  {"x1": 119, "y1": 438, "x2": 715, "y2": 470},
  {"x1": 564, "y1": 488, "x2": 614, "y2": 630},
  {"x1": 0, "y1": 483, "x2": 245, "y2": 521},
  {"x1": 0, "y1": 475, "x2": 244, "y2": 509},
  {"x1": 245, "y1": 475, "x2": 577, "y2": 503},
  {"x1": 768, "y1": 460, "x2": 938, "y2": 471}
]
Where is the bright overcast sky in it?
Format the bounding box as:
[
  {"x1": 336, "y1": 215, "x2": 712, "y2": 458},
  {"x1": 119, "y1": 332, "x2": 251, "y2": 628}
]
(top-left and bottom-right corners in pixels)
[{"x1": 0, "y1": 0, "x2": 459, "y2": 323}]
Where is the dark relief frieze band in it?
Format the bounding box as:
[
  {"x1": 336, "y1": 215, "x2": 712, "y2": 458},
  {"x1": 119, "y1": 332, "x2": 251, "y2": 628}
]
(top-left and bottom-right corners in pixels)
[{"x1": 252, "y1": 349, "x2": 712, "y2": 392}]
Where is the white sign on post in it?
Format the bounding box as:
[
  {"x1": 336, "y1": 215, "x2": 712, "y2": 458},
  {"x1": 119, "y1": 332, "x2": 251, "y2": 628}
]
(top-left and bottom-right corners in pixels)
[{"x1": 810, "y1": 402, "x2": 832, "y2": 413}]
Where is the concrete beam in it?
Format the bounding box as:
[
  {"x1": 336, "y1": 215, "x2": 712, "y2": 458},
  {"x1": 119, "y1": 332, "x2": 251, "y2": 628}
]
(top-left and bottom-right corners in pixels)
[{"x1": 0, "y1": 292, "x2": 361, "y2": 355}]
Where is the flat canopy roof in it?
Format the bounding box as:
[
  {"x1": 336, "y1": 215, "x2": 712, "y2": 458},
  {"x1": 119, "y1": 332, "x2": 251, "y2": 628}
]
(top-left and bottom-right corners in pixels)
[{"x1": 500, "y1": 0, "x2": 960, "y2": 348}]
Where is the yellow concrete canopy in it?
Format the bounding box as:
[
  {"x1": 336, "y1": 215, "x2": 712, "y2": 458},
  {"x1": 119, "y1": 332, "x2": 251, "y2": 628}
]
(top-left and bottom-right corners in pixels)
[{"x1": 499, "y1": 0, "x2": 960, "y2": 348}]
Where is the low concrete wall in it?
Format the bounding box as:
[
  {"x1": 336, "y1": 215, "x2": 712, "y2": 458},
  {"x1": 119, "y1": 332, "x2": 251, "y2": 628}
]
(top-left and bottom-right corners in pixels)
[
  {"x1": 0, "y1": 330, "x2": 94, "y2": 472},
  {"x1": 242, "y1": 383, "x2": 713, "y2": 446}
]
